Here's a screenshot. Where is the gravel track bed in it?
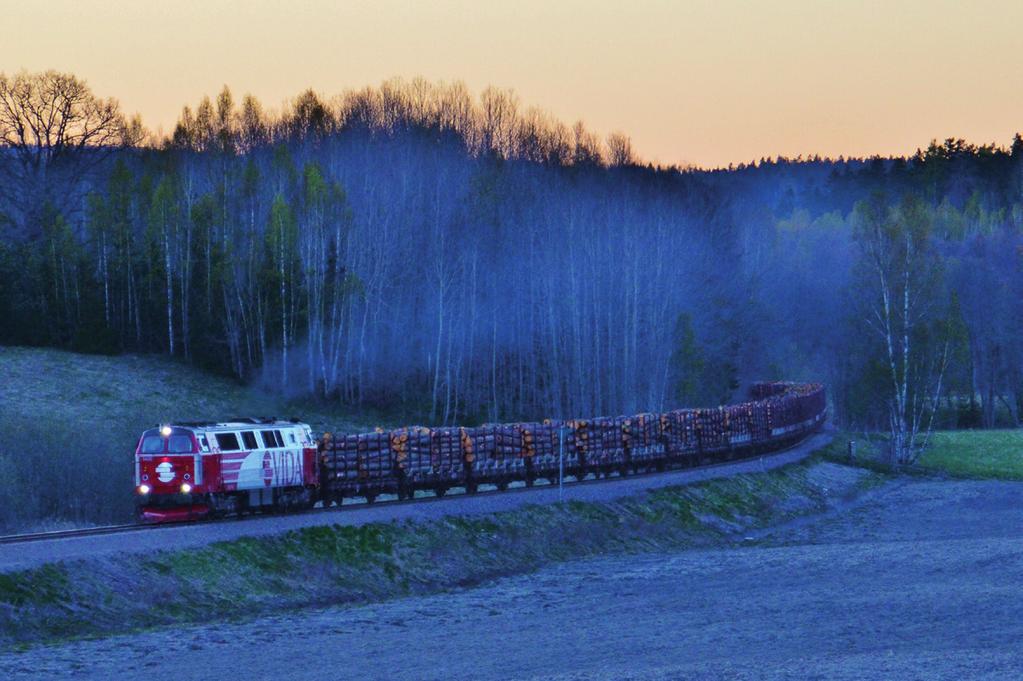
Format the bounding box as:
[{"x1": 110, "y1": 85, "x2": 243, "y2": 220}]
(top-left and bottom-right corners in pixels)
[{"x1": 4, "y1": 470, "x2": 1023, "y2": 679}]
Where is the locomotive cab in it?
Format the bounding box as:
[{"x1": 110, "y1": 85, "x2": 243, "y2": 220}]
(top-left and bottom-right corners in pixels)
[{"x1": 135, "y1": 426, "x2": 206, "y2": 521}]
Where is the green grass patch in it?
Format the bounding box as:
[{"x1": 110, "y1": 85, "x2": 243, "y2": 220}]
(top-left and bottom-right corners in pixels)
[
  {"x1": 0, "y1": 565, "x2": 71, "y2": 607},
  {"x1": 817, "y1": 428, "x2": 1023, "y2": 481},
  {"x1": 917, "y1": 430, "x2": 1023, "y2": 480}
]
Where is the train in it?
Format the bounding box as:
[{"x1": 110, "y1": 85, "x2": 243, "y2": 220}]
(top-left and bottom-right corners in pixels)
[{"x1": 134, "y1": 381, "x2": 827, "y2": 522}]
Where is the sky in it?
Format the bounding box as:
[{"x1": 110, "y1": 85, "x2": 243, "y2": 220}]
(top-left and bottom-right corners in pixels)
[{"x1": 3, "y1": 0, "x2": 1022, "y2": 169}]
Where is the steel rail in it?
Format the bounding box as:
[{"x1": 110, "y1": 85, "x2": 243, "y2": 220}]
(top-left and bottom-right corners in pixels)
[
  {"x1": 0, "y1": 427, "x2": 827, "y2": 546},
  {"x1": 0, "y1": 523, "x2": 161, "y2": 545}
]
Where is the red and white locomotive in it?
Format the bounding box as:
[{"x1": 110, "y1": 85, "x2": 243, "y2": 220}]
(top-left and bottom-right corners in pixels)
[{"x1": 134, "y1": 418, "x2": 318, "y2": 522}]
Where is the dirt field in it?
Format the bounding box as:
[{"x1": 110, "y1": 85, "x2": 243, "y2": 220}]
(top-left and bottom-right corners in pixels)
[{"x1": 4, "y1": 475, "x2": 1023, "y2": 680}]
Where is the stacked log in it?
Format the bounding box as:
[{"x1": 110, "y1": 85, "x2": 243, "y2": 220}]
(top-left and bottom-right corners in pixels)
[
  {"x1": 316, "y1": 382, "x2": 827, "y2": 499},
  {"x1": 323, "y1": 430, "x2": 392, "y2": 493},
  {"x1": 460, "y1": 427, "x2": 475, "y2": 466},
  {"x1": 726, "y1": 404, "x2": 754, "y2": 446},
  {"x1": 694, "y1": 408, "x2": 727, "y2": 452},
  {"x1": 393, "y1": 427, "x2": 431, "y2": 482},
  {"x1": 463, "y1": 426, "x2": 504, "y2": 480},
  {"x1": 566, "y1": 419, "x2": 590, "y2": 475},
  {"x1": 628, "y1": 413, "x2": 662, "y2": 463},
  {"x1": 660, "y1": 411, "x2": 685, "y2": 455},
  {"x1": 523, "y1": 421, "x2": 567, "y2": 476},
  {"x1": 429, "y1": 427, "x2": 464, "y2": 483},
  {"x1": 587, "y1": 417, "x2": 623, "y2": 469},
  {"x1": 491, "y1": 425, "x2": 527, "y2": 479},
  {"x1": 751, "y1": 402, "x2": 771, "y2": 442}
]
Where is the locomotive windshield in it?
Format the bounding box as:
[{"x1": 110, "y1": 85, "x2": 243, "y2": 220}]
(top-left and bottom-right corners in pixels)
[
  {"x1": 139, "y1": 433, "x2": 194, "y2": 454},
  {"x1": 168, "y1": 435, "x2": 193, "y2": 453}
]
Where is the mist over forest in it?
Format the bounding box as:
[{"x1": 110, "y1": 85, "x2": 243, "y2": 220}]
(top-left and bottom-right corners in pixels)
[{"x1": 1, "y1": 71, "x2": 1021, "y2": 429}]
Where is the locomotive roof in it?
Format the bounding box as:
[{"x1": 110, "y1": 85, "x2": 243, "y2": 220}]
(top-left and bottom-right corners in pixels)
[{"x1": 157, "y1": 418, "x2": 309, "y2": 431}]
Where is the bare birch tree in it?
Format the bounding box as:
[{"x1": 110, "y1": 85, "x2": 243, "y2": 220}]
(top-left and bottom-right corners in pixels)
[{"x1": 854, "y1": 194, "x2": 950, "y2": 465}]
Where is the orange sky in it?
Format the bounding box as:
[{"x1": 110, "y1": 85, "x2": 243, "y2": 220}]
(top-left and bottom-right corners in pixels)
[{"x1": 4, "y1": 0, "x2": 1022, "y2": 168}]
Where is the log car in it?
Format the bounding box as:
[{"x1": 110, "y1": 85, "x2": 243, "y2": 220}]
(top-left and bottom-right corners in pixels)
[{"x1": 315, "y1": 382, "x2": 827, "y2": 505}]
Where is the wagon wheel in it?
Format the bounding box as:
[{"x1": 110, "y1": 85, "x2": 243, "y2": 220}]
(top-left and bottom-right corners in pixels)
[
  {"x1": 496, "y1": 481, "x2": 508, "y2": 491},
  {"x1": 365, "y1": 493, "x2": 377, "y2": 504},
  {"x1": 435, "y1": 486, "x2": 447, "y2": 498}
]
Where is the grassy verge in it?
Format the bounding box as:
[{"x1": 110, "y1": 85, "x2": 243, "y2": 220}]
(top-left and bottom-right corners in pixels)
[
  {"x1": 0, "y1": 454, "x2": 877, "y2": 648},
  {"x1": 816, "y1": 434, "x2": 891, "y2": 472}
]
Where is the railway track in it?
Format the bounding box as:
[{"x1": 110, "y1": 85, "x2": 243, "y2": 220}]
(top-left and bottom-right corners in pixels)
[
  {"x1": 0, "y1": 429, "x2": 828, "y2": 547},
  {"x1": 0, "y1": 523, "x2": 160, "y2": 545}
]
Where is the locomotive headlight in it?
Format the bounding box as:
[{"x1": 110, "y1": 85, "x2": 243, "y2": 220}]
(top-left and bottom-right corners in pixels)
[
  {"x1": 180, "y1": 483, "x2": 192, "y2": 494},
  {"x1": 160, "y1": 425, "x2": 173, "y2": 437},
  {"x1": 138, "y1": 484, "x2": 151, "y2": 495}
]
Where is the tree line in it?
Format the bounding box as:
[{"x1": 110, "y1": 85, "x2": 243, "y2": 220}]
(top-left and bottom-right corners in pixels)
[{"x1": 1, "y1": 70, "x2": 1021, "y2": 458}]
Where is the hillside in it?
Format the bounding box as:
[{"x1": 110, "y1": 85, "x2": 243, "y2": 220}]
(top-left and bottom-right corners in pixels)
[{"x1": 0, "y1": 346, "x2": 380, "y2": 531}]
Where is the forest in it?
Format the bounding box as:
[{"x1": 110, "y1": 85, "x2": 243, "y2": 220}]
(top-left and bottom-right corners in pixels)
[{"x1": 1, "y1": 70, "x2": 1021, "y2": 438}]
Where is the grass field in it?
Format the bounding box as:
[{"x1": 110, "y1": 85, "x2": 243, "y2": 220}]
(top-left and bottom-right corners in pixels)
[
  {"x1": 820, "y1": 428, "x2": 1023, "y2": 480},
  {"x1": 0, "y1": 346, "x2": 383, "y2": 531},
  {"x1": 918, "y1": 430, "x2": 1023, "y2": 479}
]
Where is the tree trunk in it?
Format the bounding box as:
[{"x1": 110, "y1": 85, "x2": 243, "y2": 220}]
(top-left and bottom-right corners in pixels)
[{"x1": 164, "y1": 226, "x2": 174, "y2": 355}]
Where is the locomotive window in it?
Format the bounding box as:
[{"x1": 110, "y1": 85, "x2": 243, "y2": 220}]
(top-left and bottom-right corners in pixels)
[
  {"x1": 167, "y1": 435, "x2": 193, "y2": 453},
  {"x1": 200, "y1": 436, "x2": 210, "y2": 452},
  {"x1": 141, "y1": 436, "x2": 164, "y2": 454},
  {"x1": 288, "y1": 432, "x2": 296, "y2": 444},
  {"x1": 260, "y1": 430, "x2": 277, "y2": 449},
  {"x1": 241, "y1": 431, "x2": 258, "y2": 450},
  {"x1": 274, "y1": 430, "x2": 285, "y2": 447},
  {"x1": 215, "y1": 433, "x2": 240, "y2": 451}
]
